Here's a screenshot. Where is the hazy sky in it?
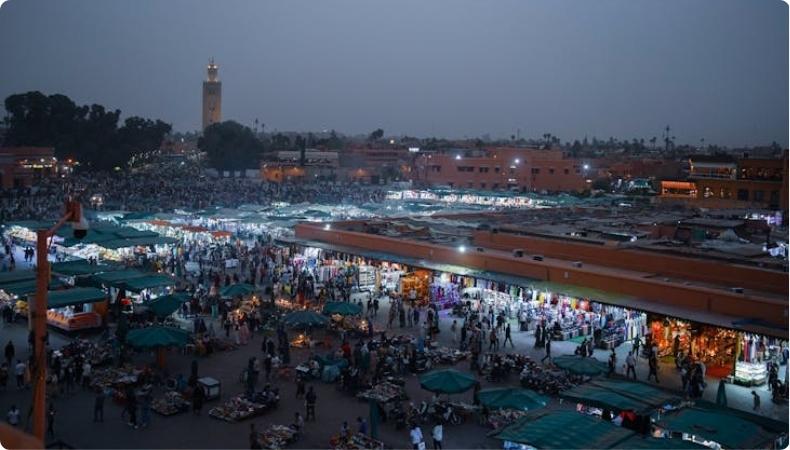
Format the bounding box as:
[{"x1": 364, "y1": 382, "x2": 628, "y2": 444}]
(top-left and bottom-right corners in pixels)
[{"x1": 0, "y1": 0, "x2": 787, "y2": 147}]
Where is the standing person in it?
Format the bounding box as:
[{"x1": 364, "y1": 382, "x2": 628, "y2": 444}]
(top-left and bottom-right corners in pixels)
[
  {"x1": 410, "y1": 423, "x2": 424, "y2": 450},
  {"x1": 607, "y1": 349, "x2": 617, "y2": 377},
  {"x1": 94, "y1": 388, "x2": 105, "y2": 422},
  {"x1": 6, "y1": 404, "x2": 20, "y2": 427},
  {"x1": 305, "y1": 386, "x2": 317, "y2": 421},
  {"x1": 625, "y1": 351, "x2": 637, "y2": 380},
  {"x1": 540, "y1": 338, "x2": 552, "y2": 363},
  {"x1": 357, "y1": 416, "x2": 368, "y2": 435},
  {"x1": 647, "y1": 355, "x2": 659, "y2": 383},
  {"x1": 192, "y1": 384, "x2": 205, "y2": 416},
  {"x1": 140, "y1": 391, "x2": 152, "y2": 428},
  {"x1": 751, "y1": 391, "x2": 761, "y2": 412},
  {"x1": 14, "y1": 360, "x2": 25, "y2": 389},
  {"x1": 432, "y1": 422, "x2": 443, "y2": 450},
  {"x1": 4, "y1": 340, "x2": 14, "y2": 367},
  {"x1": 633, "y1": 336, "x2": 641, "y2": 358},
  {"x1": 504, "y1": 323, "x2": 514, "y2": 348},
  {"x1": 46, "y1": 403, "x2": 56, "y2": 437},
  {"x1": 716, "y1": 379, "x2": 728, "y2": 406},
  {"x1": 295, "y1": 375, "x2": 306, "y2": 399},
  {"x1": 249, "y1": 423, "x2": 262, "y2": 449}
]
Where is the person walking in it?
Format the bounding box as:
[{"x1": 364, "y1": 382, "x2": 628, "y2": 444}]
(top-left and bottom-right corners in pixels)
[
  {"x1": 752, "y1": 391, "x2": 761, "y2": 412},
  {"x1": 410, "y1": 423, "x2": 424, "y2": 450},
  {"x1": 295, "y1": 375, "x2": 306, "y2": 399},
  {"x1": 305, "y1": 386, "x2": 317, "y2": 421},
  {"x1": 540, "y1": 338, "x2": 552, "y2": 363},
  {"x1": 504, "y1": 323, "x2": 514, "y2": 348},
  {"x1": 14, "y1": 360, "x2": 25, "y2": 389},
  {"x1": 607, "y1": 349, "x2": 617, "y2": 377},
  {"x1": 432, "y1": 422, "x2": 443, "y2": 450},
  {"x1": 716, "y1": 379, "x2": 727, "y2": 406},
  {"x1": 93, "y1": 388, "x2": 105, "y2": 422},
  {"x1": 647, "y1": 355, "x2": 659, "y2": 383},
  {"x1": 625, "y1": 351, "x2": 637, "y2": 380},
  {"x1": 357, "y1": 416, "x2": 368, "y2": 435},
  {"x1": 46, "y1": 403, "x2": 56, "y2": 437},
  {"x1": 192, "y1": 384, "x2": 205, "y2": 416},
  {"x1": 249, "y1": 423, "x2": 262, "y2": 449},
  {"x1": 4, "y1": 340, "x2": 14, "y2": 368}
]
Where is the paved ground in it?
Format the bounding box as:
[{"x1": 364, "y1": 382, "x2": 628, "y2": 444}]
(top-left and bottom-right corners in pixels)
[{"x1": 0, "y1": 293, "x2": 787, "y2": 449}]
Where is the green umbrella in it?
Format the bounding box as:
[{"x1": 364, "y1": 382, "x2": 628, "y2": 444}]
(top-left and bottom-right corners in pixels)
[
  {"x1": 219, "y1": 283, "x2": 256, "y2": 298},
  {"x1": 147, "y1": 293, "x2": 189, "y2": 318},
  {"x1": 126, "y1": 326, "x2": 190, "y2": 349},
  {"x1": 282, "y1": 310, "x2": 329, "y2": 329},
  {"x1": 419, "y1": 369, "x2": 477, "y2": 394},
  {"x1": 478, "y1": 388, "x2": 548, "y2": 411},
  {"x1": 323, "y1": 301, "x2": 362, "y2": 316},
  {"x1": 553, "y1": 355, "x2": 608, "y2": 376}
]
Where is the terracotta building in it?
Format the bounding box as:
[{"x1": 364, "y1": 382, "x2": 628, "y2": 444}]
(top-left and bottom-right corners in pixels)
[
  {"x1": 660, "y1": 153, "x2": 788, "y2": 212},
  {"x1": 413, "y1": 147, "x2": 588, "y2": 192}
]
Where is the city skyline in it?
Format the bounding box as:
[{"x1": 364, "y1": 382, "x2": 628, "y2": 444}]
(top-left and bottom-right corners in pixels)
[{"x1": 0, "y1": 0, "x2": 787, "y2": 147}]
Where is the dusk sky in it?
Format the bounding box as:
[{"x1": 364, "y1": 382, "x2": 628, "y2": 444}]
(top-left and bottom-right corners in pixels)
[{"x1": 0, "y1": 0, "x2": 786, "y2": 147}]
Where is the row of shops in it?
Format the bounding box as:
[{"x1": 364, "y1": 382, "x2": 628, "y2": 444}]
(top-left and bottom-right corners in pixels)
[{"x1": 287, "y1": 244, "x2": 787, "y2": 385}]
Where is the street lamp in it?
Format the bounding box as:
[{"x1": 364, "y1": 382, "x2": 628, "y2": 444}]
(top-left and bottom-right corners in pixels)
[{"x1": 30, "y1": 199, "x2": 87, "y2": 440}]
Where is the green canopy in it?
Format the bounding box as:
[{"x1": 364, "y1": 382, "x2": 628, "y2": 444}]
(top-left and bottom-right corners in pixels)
[
  {"x1": 47, "y1": 288, "x2": 107, "y2": 308},
  {"x1": 219, "y1": 283, "x2": 256, "y2": 298},
  {"x1": 1, "y1": 279, "x2": 67, "y2": 297},
  {"x1": 478, "y1": 388, "x2": 548, "y2": 411},
  {"x1": 119, "y1": 274, "x2": 176, "y2": 293},
  {"x1": 611, "y1": 436, "x2": 705, "y2": 449},
  {"x1": 126, "y1": 326, "x2": 189, "y2": 349},
  {"x1": 559, "y1": 383, "x2": 653, "y2": 413},
  {"x1": 282, "y1": 310, "x2": 329, "y2": 328},
  {"x1": 147, "y1": 293, "x2": 189, "y2": 318},
  {"x1": 0, "y1": 270, "x2": 37, "y2": 285},
  {"x1": 494, "y1": 412, "x2": 633, "y2": 449},
  {"x1": 121, "y1": 212, "x2": 154, "y2": 221},
  {"x1": 589, "y1": 379, "x2": 681, "y2": 409},
  {"x1": 323, "y1": 301, "x2": 362, "y2": 316},
  {"x1": 552, "y1": 355, "x2": 608, "y2": 375},
  {"x1": 655, "y1": 408, "x2": 779, "y2": 449},
  {"x1": 419, "y1": 369, "x2": 477, "y2": 394},
  {"x1": 51, "y1": 260, "x2": 120, "y2": 277}
]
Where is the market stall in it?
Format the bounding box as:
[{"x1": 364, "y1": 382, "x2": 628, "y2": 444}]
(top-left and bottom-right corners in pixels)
[
  {"x1": 254, "y1": 425, "x2": 299, "y2": 450},
  {"x1": 44, "y1": 287, "x2": 108, "y2": 331},
  {"x1": 329, "y1": 432, "x2": 384, "y2": 450}
]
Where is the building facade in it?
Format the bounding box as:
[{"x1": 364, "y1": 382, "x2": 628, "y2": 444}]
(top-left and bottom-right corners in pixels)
[
  {"x1": 414, "y1": 147, "x2": 588, "y2": 192},
  {"x1": 660, "y1": 154, "x2": 788, "y2": 212},
  {"x1": 201, "y1": 59, "x2": 222, "y2": 130},
  {"x1": 0, "y1": 147, "x2": 57, "y2": 188}
]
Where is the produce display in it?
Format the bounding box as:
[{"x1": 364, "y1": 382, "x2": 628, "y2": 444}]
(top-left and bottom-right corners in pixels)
[
  {"x1": 486, "y1": 409, "x2": 529, "y2": 430},
  {"x1": 90, "y1": 367, "x2": 141, "y2": 390},
  {"x1": 330, "y1": 432, "x2": 384, "y2": 450},
  {"x1": 47, "y1": 310, "x2": 102, "y2": 331},
  {"x1": 209, "y1": 394, "x2": 269, "y2": 422},
  {"x1": 427, "y1": 347, "x2": 471, "y2": 365},
  {"x1": 255, "y1": 425, "x2": 299, "y2": 450},
  {"x1": 356, "y1": 381, "x2": 406, "y2": 403},
  {"x1": 151, "y1": 391, "x2": 190, "y2": 416}
]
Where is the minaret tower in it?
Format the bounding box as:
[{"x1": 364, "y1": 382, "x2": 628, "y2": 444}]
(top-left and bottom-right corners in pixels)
[{"x1": 202, "y1": 58, "x2": 222, "y2": 130}]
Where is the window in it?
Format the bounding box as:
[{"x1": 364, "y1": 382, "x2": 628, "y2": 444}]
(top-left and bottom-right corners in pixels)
[
  {"x1": 703, "y1": 187, "x2": 714, "y2": 198},
  {"x1": 448, "y1": 182, "x2": 454, "y2": 188},
  {"x1": 770, "y1": 190, "x2": 780, "y2": 206},
  {"x1": 480, "y1": 183, "x2": 486, "y2": 189},
  {"x1": 719, "y1": 188, "x2": 731, "y2": 199},
  {"x1": 548, "y1": 168, "x2": 555, "y2": 175},
  {"x1": 754, "y1": 190, "x2": 765, "y2": 202},
  {"x1": 478, "y1": 167, "x2": 489, "y2": 173},
  {"x1": 564, "y1": 169, "x2": 569, "y2": 175},
  {"x1": 494, "y1": 167, "x2": 501, "y2": 173},
  {"x1": 737, "y1": 189, "x2": 749, "y2": 201},
  {"x1": 492, "y1": 183, "x2": 499, "y2": 189},
  {"x1": 531, "y1": 168, "x2": 540, "y2": 175}
]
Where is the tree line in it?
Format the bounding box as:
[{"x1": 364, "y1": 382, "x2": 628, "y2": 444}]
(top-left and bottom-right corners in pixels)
[{"x1": 2, "y1": 91, "x2": 171, "y2": 171}]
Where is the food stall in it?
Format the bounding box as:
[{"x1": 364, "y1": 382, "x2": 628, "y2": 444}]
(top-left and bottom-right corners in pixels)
[
  {"x1": 255, "y1": 425, "x2": 299, "y2": 450},
  {"x1": 43, "y1": 288, "x2": 108, "y2": 331},
  {"x1": 330, "y1": 432, "x2": 384, "y2": 450},
  {"x1": 151, "y1": 391, "x2": 190, "y2": 416}
]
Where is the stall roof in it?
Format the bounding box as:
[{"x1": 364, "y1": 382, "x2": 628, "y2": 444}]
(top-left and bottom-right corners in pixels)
[
  {"x1": 89, "y1": 269, "x2": 149, "y2": 285},
  {"x1": 587, "y1": 379, "x2": 682, "y2": 410},
  {"x1": 655, "y1": 408, "x2": 779, "y2": 449},
  {"x1": 610, "y1": 436, "x2": 705, "y2": 449},
  {"x1": 97, "y1": 236, "x2": 178, "y2": 249},
  {"x1": 494, "y1": 411, "x2": 634, "y2": 449},
  {"x1": 0, "y1": 270, "x2": 37, "y2": 285},
  {"x1": 1, "y1": 279, "x2": 67, "y2": 297},
  {"x1": 47, "y1": 288, "x2": 107, "y2": 308},
  {"x1": 119, "y1": 274, "x2": 176, "y2": 292},
  {"x1": 51, "y1": 260, "x2": 121, "y2": 277},
  {"x1": 559, "y1": 383, "x2": 655, "y2": 413}
]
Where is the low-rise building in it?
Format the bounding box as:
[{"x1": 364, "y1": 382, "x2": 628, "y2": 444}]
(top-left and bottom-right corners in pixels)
[
  {"x1": 413, "y1": 147, "x2": 588, "y2": 192},
  {"x1": 0, "y1": 147, "x2": 58, "y2": 188}
]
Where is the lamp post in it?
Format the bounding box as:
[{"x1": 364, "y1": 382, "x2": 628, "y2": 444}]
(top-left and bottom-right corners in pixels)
[{"x1": 31, "y1": 200, "x2": 85, "y2": 440}]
